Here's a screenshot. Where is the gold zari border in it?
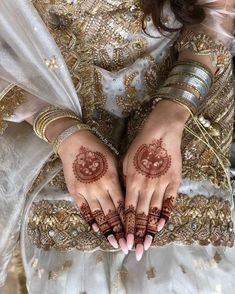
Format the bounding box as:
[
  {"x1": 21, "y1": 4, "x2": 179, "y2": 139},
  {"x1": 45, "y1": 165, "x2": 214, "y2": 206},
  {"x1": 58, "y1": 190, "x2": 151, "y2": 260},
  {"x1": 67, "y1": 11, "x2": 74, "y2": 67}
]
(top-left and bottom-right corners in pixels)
[{"x1": 27, "y1": 194, "x2": 234, "y2": 252}]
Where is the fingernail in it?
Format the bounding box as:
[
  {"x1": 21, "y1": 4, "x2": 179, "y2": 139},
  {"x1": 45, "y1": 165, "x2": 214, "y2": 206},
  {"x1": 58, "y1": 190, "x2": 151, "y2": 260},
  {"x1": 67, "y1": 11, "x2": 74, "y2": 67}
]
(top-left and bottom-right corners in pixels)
[
  {"x1": 92, "y1": 223, "x2": 100, "y2": 232},
  {"x1": 144, "y1": 235, "x2": 153, "y2": 251},
  {"x1": 108, "y1": 235, "x2": 119, "y2": 249},
  {"x1": 136, "y1": 244, "x2": 144, "y2": 262},
  {"x1": 127, "y1": 234, "x2": 134, "y2": 250},
  {"x1": 157, "y1": 219, "x2": 166, "y2": 232},
  {"x1": 119, "y1": 238, "x2": 129, "y2": 255}
]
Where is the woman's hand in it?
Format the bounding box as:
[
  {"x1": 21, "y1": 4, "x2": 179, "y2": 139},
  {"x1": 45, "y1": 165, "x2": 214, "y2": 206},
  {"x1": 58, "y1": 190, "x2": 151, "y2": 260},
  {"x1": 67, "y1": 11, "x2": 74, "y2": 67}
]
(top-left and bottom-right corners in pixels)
[
  {"x1": 47, "y1": 119, "x2": 128, "y2": 253},
  {"x1": 123, "y1": 100, "x2": 190, "y2": 261}
]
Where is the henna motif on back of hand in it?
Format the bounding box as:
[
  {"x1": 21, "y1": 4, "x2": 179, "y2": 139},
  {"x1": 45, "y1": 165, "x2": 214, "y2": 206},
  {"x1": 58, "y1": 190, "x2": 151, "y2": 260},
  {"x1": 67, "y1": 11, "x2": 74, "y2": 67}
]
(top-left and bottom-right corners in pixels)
[
  {"x1": 73, "y1": 146, "x2": 108, "y2": 183},
  {"x1": 133, "y1": 139, "x2": 171, "y2": 178}
]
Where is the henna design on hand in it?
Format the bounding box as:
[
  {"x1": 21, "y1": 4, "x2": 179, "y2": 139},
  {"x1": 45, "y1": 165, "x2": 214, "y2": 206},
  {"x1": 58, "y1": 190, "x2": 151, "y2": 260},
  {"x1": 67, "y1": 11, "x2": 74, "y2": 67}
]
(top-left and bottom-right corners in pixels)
[
  {"x1": 133, "y1": 139, "x2": 171, "y2": 179},
  {"x1": 92, "y1": 209, "x2": 113, "y2": 237},
  {"x1": 106, "y1": 209, "x2": 125, "y2": 240},
  {"x1": 146, "y1": 207, "x2": 161, "y2": 238},
  {"x1": 135, "y1": 212, "x2": 148, "y2": 245},
  {"x1": 125, "y1": 205, "x2": 136, "y2": 235},
  {"x1": 73, "y1": 146, "x2": 108, "y2": 183},
  {"x1": 117, "y1": 200, "x2": 125, "y2": 225},
  {"x1": 161, "y1": 196, "x2": 175, "y2": 222},
  {"x1": 80, "y1": 203, "x2": 96, "y2": 226}
]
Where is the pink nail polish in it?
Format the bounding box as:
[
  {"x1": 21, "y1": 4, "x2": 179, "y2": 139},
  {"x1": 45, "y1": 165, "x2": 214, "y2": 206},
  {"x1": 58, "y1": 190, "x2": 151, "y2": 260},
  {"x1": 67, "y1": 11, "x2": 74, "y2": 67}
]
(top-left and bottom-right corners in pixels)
[
  {"x1": 108, "y1": 235, "x2": 119, "y2": 249},
  {"x1": 144, "y1": 235, "x2": 153, "y2": 251},
  {"x1": 127, "y1": 234, "x2": 134, "y2": 250},
  {"x1": 119, "y1": 238, "x2": 129, "y2": 255},
  {"x1": 92, "y1": 223, "x2": 99, "y2": 232},
  {"x1": 136, "y1": 244, "x2": 144, "y2": 261},
  {"x1": 157, "y1": 219, "x2": 166, "y2": 232}
]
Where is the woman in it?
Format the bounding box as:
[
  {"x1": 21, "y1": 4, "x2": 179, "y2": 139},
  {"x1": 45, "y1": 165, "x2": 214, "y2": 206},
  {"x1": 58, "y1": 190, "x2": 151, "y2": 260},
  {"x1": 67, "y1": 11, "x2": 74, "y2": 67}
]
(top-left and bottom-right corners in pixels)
[{"x1": 0, "y1": 0, "x2": 234, "y2": 293}]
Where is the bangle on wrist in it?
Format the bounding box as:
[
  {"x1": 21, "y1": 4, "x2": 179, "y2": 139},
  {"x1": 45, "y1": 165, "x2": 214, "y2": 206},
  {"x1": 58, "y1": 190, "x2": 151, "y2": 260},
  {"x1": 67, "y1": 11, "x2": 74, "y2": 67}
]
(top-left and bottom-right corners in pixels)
[
  {"x1": 33, "y1": 106, "x2": 82, "y2": 143},
  {"x1": 53, "y1": 123, "x2": 92, "y2": 154}
]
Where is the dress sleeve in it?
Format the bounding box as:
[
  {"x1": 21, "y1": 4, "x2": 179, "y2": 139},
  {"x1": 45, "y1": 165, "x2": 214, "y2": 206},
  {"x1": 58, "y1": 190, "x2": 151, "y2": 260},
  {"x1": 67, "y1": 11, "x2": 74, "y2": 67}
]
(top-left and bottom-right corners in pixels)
[{"x1": 175, "y1": 0, "x2": 234, "y2": 75}]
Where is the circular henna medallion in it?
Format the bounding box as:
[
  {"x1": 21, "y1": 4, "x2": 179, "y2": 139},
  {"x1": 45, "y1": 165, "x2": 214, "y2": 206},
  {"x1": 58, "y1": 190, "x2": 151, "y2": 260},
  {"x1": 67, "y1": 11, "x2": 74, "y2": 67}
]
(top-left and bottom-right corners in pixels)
[
  {"x1": 133, "y1": 139, "x2": 171, "y2": 178},
  {"x1": 73, "y1": 146, "x2": 108, "y2": 183}
]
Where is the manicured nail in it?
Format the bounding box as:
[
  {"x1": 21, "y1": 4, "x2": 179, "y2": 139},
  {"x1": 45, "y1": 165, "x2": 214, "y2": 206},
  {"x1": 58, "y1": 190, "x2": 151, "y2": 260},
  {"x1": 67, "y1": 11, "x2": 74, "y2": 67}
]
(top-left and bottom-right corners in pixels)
[
  {"x1": 119, "y1": 238, "x2": 129, "y2": 255},
  {"x1": 144, "y1": 235, "x2": 153, "y2": 251},
  {"x1": 157, "y1": 218, "x2": 166, "y2": 232},
  {"x1": 92, "y1": 223, "x2": 100, "y2": 232},
  {"x1": 127, "y1": 234, "x2": 134, "y2": 250},
  {"x1": 107, "y1": 235, "x2": 119, "y2": 249},
  {"x1": 136, "y1": 244, "x2": 144, "y2": 261}
]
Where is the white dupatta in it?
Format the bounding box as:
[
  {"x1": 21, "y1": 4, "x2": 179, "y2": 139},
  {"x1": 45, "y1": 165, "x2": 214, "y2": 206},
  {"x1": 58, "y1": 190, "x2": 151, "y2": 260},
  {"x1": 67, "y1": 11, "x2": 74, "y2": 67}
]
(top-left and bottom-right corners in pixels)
[{"x1": 0, "y1": 0, "x2": 82, "y2": 286}]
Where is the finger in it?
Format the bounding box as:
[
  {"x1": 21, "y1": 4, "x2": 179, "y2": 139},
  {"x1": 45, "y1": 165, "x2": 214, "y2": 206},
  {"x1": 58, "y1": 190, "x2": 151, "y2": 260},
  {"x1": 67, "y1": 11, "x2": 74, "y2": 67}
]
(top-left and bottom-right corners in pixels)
[
  {"x1": 75, "y1": 193, "x2": 99, "y2": 232},
  {"x1": 88, "y1": 198, "x2": 119, "y2": 249},
  {"x1": 144, "y1": 186, "x2": 165, "y2": 251},
  {"x1": 125, "y1": 182, "x2": 139, "y2": 250},
  {"x1": 108, "y1": 181, "x2": 126, "y2": 226},
  {"x1": 98, "y1": 192, "x2": 128, "y2": 254},
  {"x1": 135, "y1": 188, "x2": 153, "y2": 261},
  {"x1": 158, "y1": 183, "x2": 178, "y2": 232},
  {"x1": 144, "y1": 206, "x2": 161, "y2": 251}
]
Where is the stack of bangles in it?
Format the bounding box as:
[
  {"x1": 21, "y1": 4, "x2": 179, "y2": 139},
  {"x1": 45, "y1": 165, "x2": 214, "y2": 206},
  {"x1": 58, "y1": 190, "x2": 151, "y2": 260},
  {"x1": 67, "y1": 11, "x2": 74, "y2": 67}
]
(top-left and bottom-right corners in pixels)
[
  {"x1": 153, "y1": 60, "x2": 214, "y2": 114},
  {"x1": 33, "y1": 105, "x2": 119, "y2": 155}
]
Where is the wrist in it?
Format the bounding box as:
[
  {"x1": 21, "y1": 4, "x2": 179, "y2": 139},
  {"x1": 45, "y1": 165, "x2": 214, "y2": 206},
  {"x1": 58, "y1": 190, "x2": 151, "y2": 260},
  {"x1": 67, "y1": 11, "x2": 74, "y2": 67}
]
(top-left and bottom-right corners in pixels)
[
  {"x1": 45, "y1": 118, "x2": 79, "y2": 143},
  {"x1": 144, "y1": 100, "x2": 190, "y2": 133},
  {"x1": 153, "y1": 100, "x2": 190, "y2": 125}
]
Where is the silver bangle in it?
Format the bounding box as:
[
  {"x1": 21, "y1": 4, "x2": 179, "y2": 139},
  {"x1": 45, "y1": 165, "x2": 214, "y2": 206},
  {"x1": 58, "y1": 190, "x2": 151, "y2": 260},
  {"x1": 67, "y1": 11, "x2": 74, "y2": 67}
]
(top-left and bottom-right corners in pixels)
[
  {"x1": 53, "y1": 123, "x2": 91, "y2": 154},
  {"x1": 169, "y1": 65, "x2": 213, "y2": 90},
  {"x1": 163, "y1": 75, "x2": 209, "y2": 98},
  {"x1": 157, "y1": 87, "x2": 200, "y2": 112}
]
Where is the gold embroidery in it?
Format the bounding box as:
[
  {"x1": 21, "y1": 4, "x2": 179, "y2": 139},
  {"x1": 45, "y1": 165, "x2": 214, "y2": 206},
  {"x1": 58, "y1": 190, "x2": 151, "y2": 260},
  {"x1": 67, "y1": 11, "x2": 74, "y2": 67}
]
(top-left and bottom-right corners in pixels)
[
  {"x1": 45, "y1": 56, "x2": 60, "y2": 69},
  {"x1": 0, "y1": 86, "x2": 25, "y2": 135},
  {"x1": 96, "y1": 254, "x2": 104, "y2": 264},
  {"x1": 152, "y1": 194, "x2": 234, "y2": 247},
  {"x1": 117, "y1": 270, "x2": 128, "y2": 282},
  {"x1": 27, "y1": 194, "x2": 234, "y2": 252},
  {"x1": 175, "y1": 30, "x2": 231, "y2": 74},
  {"x1": 213, "y1": 252, "x2": 222, "y2": 264},
  {"x1": 48, "y1": 260, "x2": 73, "y2": 280},
  {"x1": 29, "y1": 154, "x2": 61, "y2": 194},
  {"x1": 146, "y1": 267, "x2": 156, "y2": 280},
  {"x1": 94, "y1": 37, "x2": 148, "y2": 71},
  {"x1": 116, "y1": 72, "x2": 141, "y2": 114},
  {"x1": 144, "y1": 56, "x2": 173, "y2": 97}
]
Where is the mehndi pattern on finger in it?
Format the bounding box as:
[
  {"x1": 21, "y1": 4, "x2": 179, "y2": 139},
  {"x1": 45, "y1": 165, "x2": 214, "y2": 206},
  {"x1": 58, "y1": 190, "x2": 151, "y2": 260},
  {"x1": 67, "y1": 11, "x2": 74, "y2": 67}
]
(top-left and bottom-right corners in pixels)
[
  {"x1": 106, "y1": 209, "x2": 125, "y2": 240},
  {"x1": 125, "y1": 205, "x2": 136, "y2": 235},
  {"x1": 146, "y1": 207, "x2": 161, "y2": 237},
  {"x1": 92, "y1": 209, "x2": 113, "y2": 237},
  {"x1": 117, "y1": 200, "x2": 125, "y2": 225},
  {"x1": 80, "y1": 202, "x2": 96, "y2": 226},
  {"x1": 133, "y1": 139, "x2": 171, "y2": 178},
  {"x1": 161, "y1": 196, "x2": 175, "y2": 222},
  {"x1": 135, "y1": 212, "x2": 148, "y2": 244},
  {"x1": 73, "y1": 146, "x2": 108, "y2": 183}
]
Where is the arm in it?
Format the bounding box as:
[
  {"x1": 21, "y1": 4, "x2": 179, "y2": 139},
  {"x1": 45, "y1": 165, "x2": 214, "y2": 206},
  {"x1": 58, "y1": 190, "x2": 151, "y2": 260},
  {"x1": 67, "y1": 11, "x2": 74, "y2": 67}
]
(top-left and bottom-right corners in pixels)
[{"x1": 123, "y1": 0, "x2": 234, "y2": 260}]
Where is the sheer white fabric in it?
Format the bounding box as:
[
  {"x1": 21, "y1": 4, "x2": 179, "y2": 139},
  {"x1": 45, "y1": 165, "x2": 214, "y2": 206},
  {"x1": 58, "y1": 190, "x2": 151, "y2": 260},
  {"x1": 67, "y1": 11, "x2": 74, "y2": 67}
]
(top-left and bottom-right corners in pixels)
[
  {"x1": 0, "y1": 0, "x2": 82, "y2": 286},
  {"x1": 0, "y1": 0, "x2": 81, "y2": 115},
  {"x1": 195, "y1": 0, "x2": 234, "y2": 45}
]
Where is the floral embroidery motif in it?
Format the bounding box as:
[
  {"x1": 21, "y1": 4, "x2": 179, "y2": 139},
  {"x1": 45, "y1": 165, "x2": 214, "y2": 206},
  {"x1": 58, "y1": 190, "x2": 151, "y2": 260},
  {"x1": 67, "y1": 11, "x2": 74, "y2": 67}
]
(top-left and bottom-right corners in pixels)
[{"x1": 27, "y1": 194, "x2": 234, "y2": 251}]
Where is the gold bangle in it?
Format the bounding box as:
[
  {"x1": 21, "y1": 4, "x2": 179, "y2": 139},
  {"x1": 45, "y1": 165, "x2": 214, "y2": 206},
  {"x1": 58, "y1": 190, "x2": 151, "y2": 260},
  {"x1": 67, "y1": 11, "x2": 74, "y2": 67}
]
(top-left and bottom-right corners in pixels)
[
  {"x1": 41, "y1": 114, "x2": 81, "y2": 142},
  {"x1": 33, "y1": 106, "x2": 82, "y2": 143}
]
